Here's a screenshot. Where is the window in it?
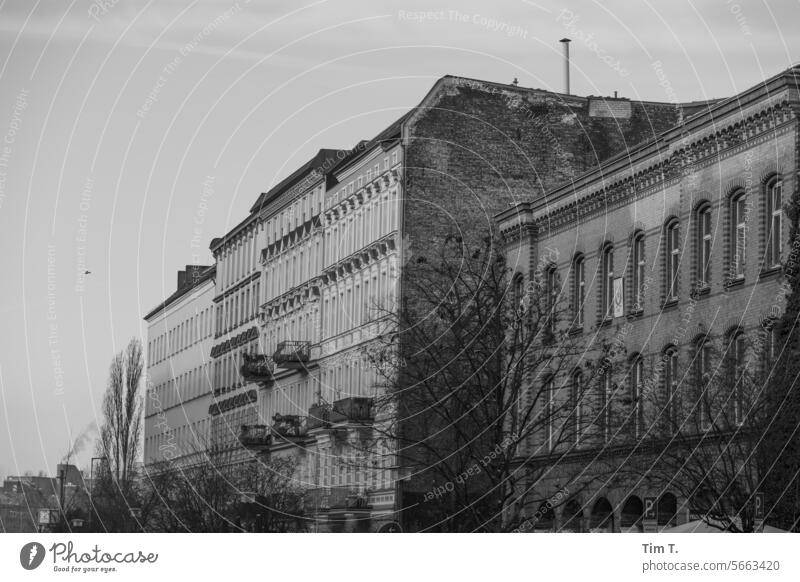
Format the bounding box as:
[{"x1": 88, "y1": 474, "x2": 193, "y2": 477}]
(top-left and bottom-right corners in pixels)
[
  {"x1": 513, "y1": 274, "x2": 525, "y2": 318},
  {"x1": 632, "y1": 234, "x2": 645, "y2": 310},
  {"x1": 571, "y1": 370, "x2": 583, "y2": 445},
  {"x1": 546, "y1": 266, "x2": 559, "y2": 333},
  {"x1": 729, "y1": 332, "x2": 747, "y2": 425},
  {"x1": 600, "y1": 365, "x2": 613, "y2": 442},
  {"x1": 664, "y1": 347, "x2": 679, "y2": 429},
  {"x1": 767, "y1": 177, "x2": 783, "y2": 267},
  {"x1": 731, "y1": 190, "x2": 747, "y2": 278},
  {"x1": 665, "y1": 220, "x2": 680, "y2": 301},
  {"x1": 694, "y1": 338, "x2": 712, "y2": 431},
  {"x1": 697, "y1": 204, "x2": 712, "y2": 287},
  {"x1": 761, "y1": 323, "x2": 777, "y2": 378},
  {"x1": 630, "y1": 356, "x2": 644, "y2": 439},
  {"x1": 572, "y1": 255, "x2": 585, "y2": 325},
  {"x1": 601, "y1": 244, "x2": 614, "y2": 318},
  {"x1": 545, "y1": 377, "x2": 555, "y2": 451}
]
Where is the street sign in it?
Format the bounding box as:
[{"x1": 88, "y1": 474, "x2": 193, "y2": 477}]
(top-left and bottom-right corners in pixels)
[
  {"x1": 613, "y1": 277, "x2": 624, "y2": 318},
  {"x1": 643, "y1": 496, "x2": 657, "y2": 533},
  {"x1": 753, "y1": 492, "x2": 765, "y2": 532}
]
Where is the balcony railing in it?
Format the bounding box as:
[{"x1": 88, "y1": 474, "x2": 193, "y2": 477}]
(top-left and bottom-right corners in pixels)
[
  {"x1": 304, "y1": 487, "x2": 370, "y2": 511},
  {"x1": 239, "y1": 424, "x2": 272, "y2": 449},
  {"x1": 331, "y1": 397, "x2": 374, "y2": 424},
  {"x1": 306, "y1": 398, "x2": 374, "y2": 431},
  {"x1": 240, "y1": 353, "x2": 274, "y2": 385},
  {"x1": 272, "y1": 414, "x2": 305, "y2": 440},
  {"x1": 306, "y1": 403, "x2": 331, "y2": 431},
  {"x1": 273, "y1": 340, "x2": 311, "y2": 369}
]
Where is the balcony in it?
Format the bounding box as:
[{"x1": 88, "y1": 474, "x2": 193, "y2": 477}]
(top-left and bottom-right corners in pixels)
[
  {"x1": 304, "y1": 487, "x2": 370, "y2": 511},
  {"x1": 331, "y1": 397, "x2": 374, "y2": 424},
  {"x1": 240, "y1": 353, "x2": 275, "y2": 385},
  {"x1": 273, "y1": 340, "x2": 311, "y2": 369},
  {"x1": 239, "y1": 424, "x2": 272, "y2": 450},
  {"x1": 306, "y1": 398, "x2": 374, "y2": 431},
  {"x1": 306, "y1": 403, "x2": 331, "y2": 431},
  {"x1": 271, "y1": 413, "x2": 305, "y2": 441}
]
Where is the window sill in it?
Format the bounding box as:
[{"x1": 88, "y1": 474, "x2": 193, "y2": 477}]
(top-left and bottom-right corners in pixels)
[
  {"x1": 662, "y1": 298, "x2": 679, "y2": 310},
  {"x1": 690, "y1": 285, "x2": 710, "y2": 299},
  {"x1": 568, "y1": 325, "x2": 583, "y2": 336},
  {"x1": 724, "y1": 276, "x2": 745, "y2": 289},
  {"x1": 759, "y1": 266, "x2": 782, "y2": 280},
  {"x1": 598, "y1": 317, "x2": 613, "y2": 328},
  {"x1": 626, "y1": 308, "x2": 644, "y2": 320}
]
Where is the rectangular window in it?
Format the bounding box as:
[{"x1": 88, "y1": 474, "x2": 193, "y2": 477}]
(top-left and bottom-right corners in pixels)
[
  {"x1": 545, "y1": 379, "x2": 554, "y2": 451},
  {"x1": 733, "y1": 334, "x2": 746, "y2": 425},
  {"x1": 665, "y1": 350, "x2": 679, "y2": 429},
  {"x1": 696, "y1": 342, "x2": 712, "y2": 431}
]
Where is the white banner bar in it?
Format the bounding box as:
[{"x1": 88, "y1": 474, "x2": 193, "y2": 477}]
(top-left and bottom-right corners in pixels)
[{"x1": 2, "y1": 533, "x2": 799, "y2": 581}]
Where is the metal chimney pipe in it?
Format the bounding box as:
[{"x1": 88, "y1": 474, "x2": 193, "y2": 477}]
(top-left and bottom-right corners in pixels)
[{"x1": 560, "y1": 38, "x2": 571, "y2": 94}]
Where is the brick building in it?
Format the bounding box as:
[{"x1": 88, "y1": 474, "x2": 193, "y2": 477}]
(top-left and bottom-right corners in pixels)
[
  {"x1": 497, "y1": 65, "x2": 800, "y2": 532},
  {"x1": 145, "y1": 72, "x2": 702, "y2": 531}
]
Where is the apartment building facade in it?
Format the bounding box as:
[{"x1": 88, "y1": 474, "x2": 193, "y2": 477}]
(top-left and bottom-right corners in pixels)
[
  {"x1": 208, "y1": 213, "x2": 262, "y2": 465},
  {"x1": 143, "y1": 265, "x2": 216, "y2": 467},
  {"x1": 496, "y1": 66, "x2": 800, "y2": 532},
  {"x1": 145, "y1": 73, "x2": 700, "y2": 531}
]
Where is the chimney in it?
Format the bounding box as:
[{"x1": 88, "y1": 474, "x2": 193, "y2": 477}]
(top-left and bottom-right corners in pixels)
[
  {"x1": 177, "y1": 265, "x2": 210, "y2": 290},
  {"x1": 559, "y1": 38, "x2": 571, "y2": 94}
]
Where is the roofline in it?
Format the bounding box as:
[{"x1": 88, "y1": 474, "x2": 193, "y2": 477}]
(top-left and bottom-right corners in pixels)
[
  {"x1": 143, "y1": 265, "x2": 216, "y2": 321},
  {"x1": 247, "y1": 148, "x2": 346, "y2": 216},
  {"x1": 535, "y1": 65, "x2": 800, "y2": 206}
]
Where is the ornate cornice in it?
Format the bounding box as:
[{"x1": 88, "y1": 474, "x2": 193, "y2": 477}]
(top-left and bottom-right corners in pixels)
[{"x1": 535, "y1": 99, "x2": 797, "y2": 234}]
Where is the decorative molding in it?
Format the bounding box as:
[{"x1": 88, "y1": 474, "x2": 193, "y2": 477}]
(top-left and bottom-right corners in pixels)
[{"x1": 532, "y1": 100, "x2": 796, "y2": 234}]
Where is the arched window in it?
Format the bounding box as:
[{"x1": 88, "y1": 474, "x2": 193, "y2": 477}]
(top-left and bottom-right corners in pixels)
[
  {"x1": 696, "y1": 203, "x2": 712, "y2": 287},
  {"x1": 601, "y1": 244, "x2": 614, "y2": 319},
  {"x1": 693, "y1": 336, "x2": 712, "y2": 431},
  {"x1": 572, "y1": 254, "x2": 586, "y2": 326},
  {"x1": 657, "y1": 493, "x2": 678, "y2": 528},
  {"x1": 571, "y1": 370, "x2": 584, "y2": 445},
  {"x1": 629, "y1": 355, "x2": 644, "y2": 439},
  {"x1": 632, "y1": 232, "x2": 646, "y2": 311},
  {"x1": 665, "y1": 220, "x2": 680, "y2": 301},
  {"x1": 664, "y1": 346, "x2": 679, "y2": 430},
  {"x1": 731, "y1": 189, "x2": 747, "y2": 279},
  {"x1": 766, "y1": 176, "x2": 783, "y2": 267}
]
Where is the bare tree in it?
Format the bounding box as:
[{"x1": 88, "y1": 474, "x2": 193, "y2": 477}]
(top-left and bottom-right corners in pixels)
[
  {"x1": 362, "y1": 236, "x2": 608, "y2": 532},
  {"x1": 621, "y1": 332, "x2": 772, "y2": 532},
  {"x1": 143, "y1": 448, "x2": 306, "y2": 532},
  {"x1": 91, "y1": 338, "x2": 144, "y2": 532},
  {"x1": 98, "y1": 338, "x2": 143, "y2": 484}
]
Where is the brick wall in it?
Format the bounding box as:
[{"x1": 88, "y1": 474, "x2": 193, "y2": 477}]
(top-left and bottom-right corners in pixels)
[{"x1": 402, "y1": 80, "x2": 685, "y2": 254}]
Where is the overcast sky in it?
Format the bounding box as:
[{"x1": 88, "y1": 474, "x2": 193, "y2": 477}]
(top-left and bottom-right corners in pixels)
[{"x1": 0, "y1": 0, "x2": 798, "y2": 478}]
